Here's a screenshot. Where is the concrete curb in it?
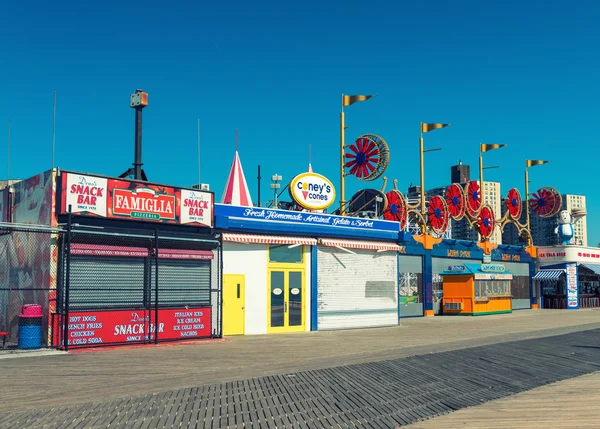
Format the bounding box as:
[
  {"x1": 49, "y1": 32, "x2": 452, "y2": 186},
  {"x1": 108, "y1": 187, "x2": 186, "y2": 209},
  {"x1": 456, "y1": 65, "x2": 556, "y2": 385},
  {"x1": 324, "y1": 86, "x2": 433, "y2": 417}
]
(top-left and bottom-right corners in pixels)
[{"x1": 0, "y1": 349, "x2": 67, "y2": 360}]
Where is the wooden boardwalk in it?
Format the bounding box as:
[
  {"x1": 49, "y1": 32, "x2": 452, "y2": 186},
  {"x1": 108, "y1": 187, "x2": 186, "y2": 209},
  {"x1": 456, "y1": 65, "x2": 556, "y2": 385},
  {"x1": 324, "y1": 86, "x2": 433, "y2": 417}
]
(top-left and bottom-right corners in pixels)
[
  {"x1": 407, "y1": 371, "x2": 600, "y2": 428},
  {"x1": 0, "y1": 309, "x2": 599, "y2": 428},
  {"x1": 1, "y1": 326, "x2": 599, "y2": 428},
  {"x1": 1, "y1": 309, "x2": 599, "y2": 412}
]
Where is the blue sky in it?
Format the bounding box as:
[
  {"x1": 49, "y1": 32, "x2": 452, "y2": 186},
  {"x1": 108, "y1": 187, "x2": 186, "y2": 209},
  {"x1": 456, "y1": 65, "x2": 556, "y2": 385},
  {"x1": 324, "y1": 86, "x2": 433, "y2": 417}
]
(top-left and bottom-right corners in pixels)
[{"x1": 1, "y1": 1, "x2": 599, "y2": 244}]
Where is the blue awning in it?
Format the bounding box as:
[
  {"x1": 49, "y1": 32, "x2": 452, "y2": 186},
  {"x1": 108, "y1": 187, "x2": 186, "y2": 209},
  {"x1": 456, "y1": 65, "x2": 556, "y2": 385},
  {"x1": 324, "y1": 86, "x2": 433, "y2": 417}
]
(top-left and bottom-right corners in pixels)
[
  {"x1": 533, "y1": 270, "x2": 564, "y2": 281},
  {"x1": 580, "y1": 264, "x2": 600, "y2": 275}
]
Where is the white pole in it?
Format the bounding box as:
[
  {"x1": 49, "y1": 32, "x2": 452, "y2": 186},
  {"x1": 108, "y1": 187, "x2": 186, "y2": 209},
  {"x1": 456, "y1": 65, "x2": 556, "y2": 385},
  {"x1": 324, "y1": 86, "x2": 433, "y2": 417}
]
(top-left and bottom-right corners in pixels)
[
  {"x1": 7, "y1": 117, "x2": 10, "y2": 187},
  {"x1": 197, "y1": 119, "x2": 201, "y2": 185},
  {"x1": 52, "y1": 90, "x2": 57, "y2": 170}
]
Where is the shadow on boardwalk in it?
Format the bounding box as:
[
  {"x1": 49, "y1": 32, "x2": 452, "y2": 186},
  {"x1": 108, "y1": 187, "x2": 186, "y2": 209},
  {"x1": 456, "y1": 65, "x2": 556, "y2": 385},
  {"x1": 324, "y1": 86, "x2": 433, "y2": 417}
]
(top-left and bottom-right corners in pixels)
[
  {"x1": 1, "y1": 328, "x2": 599, "y2": 428},
  {"x1": 0, "y1": 310, "x2": 600, "y2": 428}
]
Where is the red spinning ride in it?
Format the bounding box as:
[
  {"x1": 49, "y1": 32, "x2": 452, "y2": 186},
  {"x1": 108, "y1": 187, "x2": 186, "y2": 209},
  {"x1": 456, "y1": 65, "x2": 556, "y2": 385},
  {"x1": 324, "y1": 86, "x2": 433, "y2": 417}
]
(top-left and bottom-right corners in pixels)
[
  {"x1": 344, "y1": 134, "x2": 390, "y2": 182},
  {"x1": 382, "y1": 190, "x2": 407, "y2": 229},
  {"x1": 477, "y1": 206, "x2": 495, "y2": 239},
  {"x1": 529, "y1": 187, "x2": 562, "y2": 218},
  {"x1": 426, "y1": 196, "x2": 449, "y2": 235},
  {"x1": 505, "y1": 188, "x2": 522, "y2": 220},
  {"x1": 445, "y1": 183, "x2": 466, "y2": 220},
  {"x1": 465, "y1": 181, "x2": 481, "y2": 216}
]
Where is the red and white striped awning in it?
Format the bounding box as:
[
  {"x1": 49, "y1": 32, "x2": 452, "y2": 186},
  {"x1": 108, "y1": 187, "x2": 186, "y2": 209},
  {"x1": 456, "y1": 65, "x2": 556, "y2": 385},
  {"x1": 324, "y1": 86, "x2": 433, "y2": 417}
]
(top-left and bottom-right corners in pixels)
[
  {"x1": 222, "y1": 233, "x2": 317, "y2": 245},
  {"x1": 318, "y1": 238, "x2": 401, "y2": 251}
]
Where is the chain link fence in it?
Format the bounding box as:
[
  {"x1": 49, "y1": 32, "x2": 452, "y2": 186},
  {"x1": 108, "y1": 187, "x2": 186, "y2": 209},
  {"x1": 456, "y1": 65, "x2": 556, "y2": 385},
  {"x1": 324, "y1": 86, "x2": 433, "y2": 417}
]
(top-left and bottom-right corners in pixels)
[
  {"x1": 0, "y1": 223, "x2": 60, "y2": 349},
  {"x1": 54, "y1": 225, "x2": 222, "y2": 350},
  {"x1": 1, "y1": 221, "x2": 222, "y2": 351}
]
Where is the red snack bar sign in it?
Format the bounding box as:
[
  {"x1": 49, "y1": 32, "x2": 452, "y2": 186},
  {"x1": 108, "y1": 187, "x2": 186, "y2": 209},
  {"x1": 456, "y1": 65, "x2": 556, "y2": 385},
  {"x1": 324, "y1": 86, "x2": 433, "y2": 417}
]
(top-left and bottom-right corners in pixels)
[
  {"x1": 65, "y1": 307, "x2": 211, "y2": 347},
  {"x1": 112, "y1": 187, "x2": 176, "y2": 221},
  {"x1": 65, "y1": 173, "x2": 108, "y2": 216},
  {"x1": 180, "y1": 189, "x2": 213, "y2": 227},
  {"x1": 60, "y1": 172, "x2": 214, "y2": 227}
]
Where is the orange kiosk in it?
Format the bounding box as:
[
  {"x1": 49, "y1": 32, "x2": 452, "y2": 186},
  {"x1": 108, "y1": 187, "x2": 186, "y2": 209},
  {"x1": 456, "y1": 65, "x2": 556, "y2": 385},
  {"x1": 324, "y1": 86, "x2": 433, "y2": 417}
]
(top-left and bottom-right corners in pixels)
[{"x1": 440, "y1": 264, "x2": 513, "y2": 316}]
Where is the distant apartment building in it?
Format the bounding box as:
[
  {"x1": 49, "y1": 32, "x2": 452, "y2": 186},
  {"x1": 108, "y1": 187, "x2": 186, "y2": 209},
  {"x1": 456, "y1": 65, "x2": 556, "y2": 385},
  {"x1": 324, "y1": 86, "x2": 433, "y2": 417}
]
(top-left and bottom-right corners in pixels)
[
  {"x1": 450, "y1": 160, "x2": 470, "y2": 184},
  {"x1": 502, "y1": 194, "x2": 587, "y2": 246},
  {"x1": 564, "y1": 194, "x2": 587, "y2": 246},
  {"x1": 480, "y1": 180, "x2": 502, "y2": 244}
]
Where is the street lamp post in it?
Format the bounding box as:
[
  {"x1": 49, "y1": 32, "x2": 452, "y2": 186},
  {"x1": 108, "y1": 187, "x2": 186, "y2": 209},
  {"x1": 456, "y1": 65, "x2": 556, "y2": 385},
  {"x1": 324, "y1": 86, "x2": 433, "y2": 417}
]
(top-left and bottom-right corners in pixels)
[
  {"x1": 419, "y1": 123, "x2": 449, "y2": 233},
  {"x1": 120, "y1": 89, "x2": 149, "y2": 181},
  {"x1": 479, "y1": 143, "x2": 506, "y2": 208},
  {"x1": 525, "y1": 159, "x2": 550, "y2": 245},
  {"x1": 130, "y1": 89, "x2": 148, "y2": 181},
  {"x1": 340, "y1": 101, "x2": 345, "y2": 214},
  {"x1": 271, "y1": 174, "x2": 282, "y2": 208},
  {"x1": 340, "y1": 94, "x2": 373, "y2": 215}
]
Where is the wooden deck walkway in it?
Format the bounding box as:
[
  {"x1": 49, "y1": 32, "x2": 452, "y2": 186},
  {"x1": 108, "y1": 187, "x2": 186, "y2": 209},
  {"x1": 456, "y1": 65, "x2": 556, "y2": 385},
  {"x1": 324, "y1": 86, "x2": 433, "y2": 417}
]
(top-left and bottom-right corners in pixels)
[
  {"x1": 1, "y1": 309, "x2": 599, "y2": 428},
  {"x1": 407, "y1": 371, "x2": 600, "y2": 428},
  {"x1": 1, "y1": 325, "x2": 599, "y2": 428}
]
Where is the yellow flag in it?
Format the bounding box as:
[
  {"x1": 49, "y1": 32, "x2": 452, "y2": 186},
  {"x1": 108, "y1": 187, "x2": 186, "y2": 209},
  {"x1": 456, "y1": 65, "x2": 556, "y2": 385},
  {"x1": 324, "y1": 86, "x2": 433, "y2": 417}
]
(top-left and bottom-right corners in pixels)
[
  {"x1": 481, "y1": 143, "x2": 506, "y2": 152},
  {"x1": 421, "y1": 123, "x2": 450, "y2": 133},
  {"x1": 343, "y1": 94, "x2": 373, "y2": 107},
  {"x1": 526, "y1": 159, "x2": 550, "y2": 167}
]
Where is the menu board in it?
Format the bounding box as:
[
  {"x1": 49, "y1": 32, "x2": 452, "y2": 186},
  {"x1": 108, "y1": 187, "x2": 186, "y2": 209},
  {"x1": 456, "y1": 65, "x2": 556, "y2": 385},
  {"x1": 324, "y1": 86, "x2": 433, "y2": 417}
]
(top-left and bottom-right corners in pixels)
[
  {"x1": 64, "y1": 307, "x2": 211, "y2": 347},
  {"x1": 566, "y1": 264, "x2": 578, "y2": 309}
]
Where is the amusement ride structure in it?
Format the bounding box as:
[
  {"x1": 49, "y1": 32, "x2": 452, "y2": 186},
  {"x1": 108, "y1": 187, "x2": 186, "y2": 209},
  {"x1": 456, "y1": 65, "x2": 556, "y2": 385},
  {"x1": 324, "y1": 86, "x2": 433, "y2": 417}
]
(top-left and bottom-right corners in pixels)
[{"x1": 338, "y1": 94, "x2": 562, "y2": 256}]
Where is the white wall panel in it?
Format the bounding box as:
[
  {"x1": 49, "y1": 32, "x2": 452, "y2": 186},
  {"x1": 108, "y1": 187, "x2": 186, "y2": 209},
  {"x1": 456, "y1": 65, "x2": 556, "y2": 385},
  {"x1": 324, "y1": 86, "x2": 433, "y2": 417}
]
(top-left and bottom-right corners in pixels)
[
  {"x1": 317, "y1": 246, "x2": 397, "y2": 330},
  {"x1": 223, "y1": 242, "x2": 267, "y2": 335}
]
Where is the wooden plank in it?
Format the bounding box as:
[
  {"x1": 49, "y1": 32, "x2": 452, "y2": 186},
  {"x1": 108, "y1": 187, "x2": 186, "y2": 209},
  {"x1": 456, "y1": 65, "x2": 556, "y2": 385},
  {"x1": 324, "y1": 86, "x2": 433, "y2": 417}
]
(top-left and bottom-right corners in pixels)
[{"x1": 405, "y1": 372, "x2": 600, "y2": 428}]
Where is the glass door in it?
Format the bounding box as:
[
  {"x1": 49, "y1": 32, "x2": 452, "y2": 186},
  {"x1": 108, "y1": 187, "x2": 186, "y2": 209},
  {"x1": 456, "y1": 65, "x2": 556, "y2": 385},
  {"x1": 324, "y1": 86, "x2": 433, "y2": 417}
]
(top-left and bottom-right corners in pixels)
[
  {"x1": 268, "y1": 270, "x2": 304, "y2": 333},
  {"x1": 270, "y1": 271, "x2": 285, "y2": 329}
]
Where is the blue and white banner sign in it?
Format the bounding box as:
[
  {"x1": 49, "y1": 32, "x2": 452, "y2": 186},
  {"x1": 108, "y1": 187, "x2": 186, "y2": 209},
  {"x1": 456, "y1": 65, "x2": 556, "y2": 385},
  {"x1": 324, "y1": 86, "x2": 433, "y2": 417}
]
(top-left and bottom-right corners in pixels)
[
  {"x1": 480, "y1": 264, "x2": 506, "y2": 272},
  {"x1": 214, "y1": 204, "x2": 400, "y2": 233}
]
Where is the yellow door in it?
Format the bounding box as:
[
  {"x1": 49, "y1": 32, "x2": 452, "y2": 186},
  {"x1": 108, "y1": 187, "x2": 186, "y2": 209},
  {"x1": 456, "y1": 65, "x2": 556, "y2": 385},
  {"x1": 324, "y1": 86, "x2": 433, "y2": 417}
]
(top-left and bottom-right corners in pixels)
[
  {"x1": 223, "y1": 274, "x2": 245, "y2": 335},
  {"x1": 267, "y1": 269, "x2": 305, "y2": 333}
]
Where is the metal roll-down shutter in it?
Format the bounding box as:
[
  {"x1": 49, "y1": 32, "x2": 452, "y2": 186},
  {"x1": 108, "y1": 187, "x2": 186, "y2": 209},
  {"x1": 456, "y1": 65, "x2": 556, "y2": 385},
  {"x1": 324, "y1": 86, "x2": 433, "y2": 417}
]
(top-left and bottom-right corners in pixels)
[
  {"x1": 504, "y1": 261, "x2": 532, "y2": 310},
  {"x1": 317, "y1": 239, "x2": 398, "y2": 330},
  {"x1": 69, "y1": 256, "x2": 146, "y2": 310}
]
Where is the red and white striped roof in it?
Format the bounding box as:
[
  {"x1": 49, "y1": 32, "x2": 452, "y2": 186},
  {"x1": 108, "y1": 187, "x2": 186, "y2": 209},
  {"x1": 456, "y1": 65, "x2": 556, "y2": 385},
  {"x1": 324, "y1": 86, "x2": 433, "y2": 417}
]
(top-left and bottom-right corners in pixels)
[
  {"x1": 319, "y1": 238, "x2": 401, "y2": 251},
  {"x1": 222, "y1": 233, "x2": 317, "y2": 245},
  {"x1": 221, "y1": 151, "x2": 253, "y2": 206}
]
